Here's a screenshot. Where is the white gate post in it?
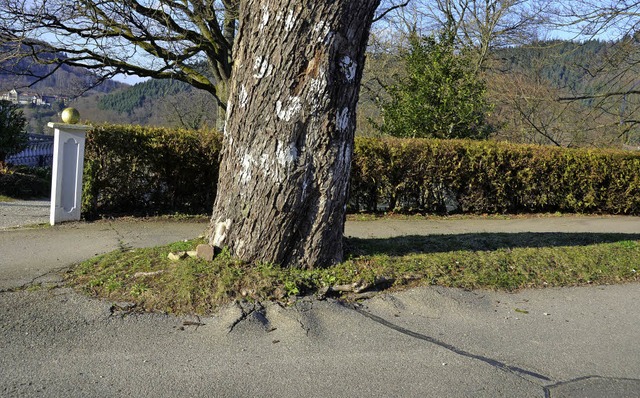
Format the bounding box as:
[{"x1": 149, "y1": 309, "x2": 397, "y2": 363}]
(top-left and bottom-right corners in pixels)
[{"x1": 48, "y1": 121, "x2": 91, "y2": 225}]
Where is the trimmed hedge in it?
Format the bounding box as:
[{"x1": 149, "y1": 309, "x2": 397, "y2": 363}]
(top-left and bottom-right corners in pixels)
[
  {"x1": 349, "y1": 138, "x2": 640, "y2": 215},
  {"x1": 82, "y1": 125, "x2": 221, "y2": 217},
  {"x1": 80, "y1": 125, "x2": 640, "y2": 217},
  {"x1": 0, "y1": 166, "x2": 51, "y2": 199}
]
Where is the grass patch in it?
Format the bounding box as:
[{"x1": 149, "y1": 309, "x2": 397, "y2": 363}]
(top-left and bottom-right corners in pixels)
[
  {"x1": 0, "y1": 194, "x2": 17, "y2": 202},
  {"x1": 66, "y1": 233, "x2": 640, "y2": 316}
]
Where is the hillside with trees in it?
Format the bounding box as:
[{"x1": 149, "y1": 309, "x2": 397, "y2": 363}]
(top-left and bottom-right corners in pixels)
[
  {"x1": 3, "y1": 36, "x2": 637, "y2": 148},
  {"x1": 91, "y1": 79, "x2": 219, "y2": 129},
  {"x1": 0, "y1": 43, "x2": 124, "y2": 96},
  {"x1": 0, "y1": 43, "x2": 126, "y2": 133},
  {"x1": 0, "y1": 19, "x2": 611, "y2": 149},
  {"x1": 495, "y1": 40, "x2": 612, "y2": 94},
  {"x1": 487, "y1": 39, "x2": 640, "y2": 147}
]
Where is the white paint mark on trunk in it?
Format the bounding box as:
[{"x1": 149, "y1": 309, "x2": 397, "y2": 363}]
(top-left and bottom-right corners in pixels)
[
  {"x1": 336, "y1": 107, "x2": 350, "y2": 131},
  {"x1": 285, "y1": 9, "x2": 295, "y2": 31},
  {"x1": 276, "y1": 96, "x2": 302, "y2": 121},
  {"x1": 259, "y1": 6, "x2": 270, "y2": 30},
  {"x1": 313, "y1": 20, "x2": 331, "y2": 43},
  {"x1": 345, "y1": 143, "x2": 352, "y2": 166},
  {"x1": 309, "y1": 68, "x2": 327, "y2": 95},
  {"x1": 253, "y1": 56, "x2": 273, "y2": 79},
  {"x1": 212, "y1": 218, "x2": 232, "y2": 248},
  {"x1": 239, "y1": 85, "x2": 248, "y2": 108},
  {"x1": 240, "y1": 153, "x2": 254, "y2": 184},
  {"x1": 339, "y1": 56, "x2": 357, "y2": 82},
  {"x1": 330, "y1": 140, "x2": 352, "y2": 200},
  {"x1": 276, "y1": 140, "x2": 299, "y2": 167},
  {"x1": 335, "y1": 141, "x2": 349, "y2": 173},
  {"x1": 308, "y1": 68, "x2": 328, "y2": 113},
  {"x1": 259, "y1": 153, "x2": 271, "y2": 170},
  {"x1": 301, "y1": 174, "x2": 310, "y2": 199},
  {"x1": 223, "y1": 99, "x2": 233, "y2": 137}
]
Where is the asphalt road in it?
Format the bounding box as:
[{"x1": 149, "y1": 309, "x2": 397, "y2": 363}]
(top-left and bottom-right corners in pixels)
[
  {"x1": 0, "y1": 199, "x2": 50, "y2": 230},
  {"x1": 0, "y1": 205, "x2": 639, "y2": 397}
]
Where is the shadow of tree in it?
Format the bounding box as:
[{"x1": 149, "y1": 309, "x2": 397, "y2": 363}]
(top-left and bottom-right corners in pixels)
[{"x1": 346, "y1": 233, "x2": 640, "y2": 257}]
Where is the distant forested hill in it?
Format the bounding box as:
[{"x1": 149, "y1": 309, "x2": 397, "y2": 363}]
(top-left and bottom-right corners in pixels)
[
  {"x1": 97, "y1": 79, "x2": 191, "y2": 115},
  {"x1": 93, "y1": 76, "x2": 219, "y2": 129},
  {"x1": 0, "y1": 44, "x2": 124, "y2": 96},
  {"x1": 495, "y1": 39, "x2": 624, "y2": 100},
  {"x1": 0, "y1": 44, "x2": 126, "y2": 133}
]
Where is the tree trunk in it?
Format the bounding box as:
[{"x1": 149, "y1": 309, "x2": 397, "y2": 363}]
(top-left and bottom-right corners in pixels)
[{"x1": 209, "y1": 0, "x2": 380, "y2": 268}]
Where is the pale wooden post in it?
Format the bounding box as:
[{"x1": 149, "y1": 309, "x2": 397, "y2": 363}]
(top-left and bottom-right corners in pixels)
[{"x1": 48, "y1": 121, "x2": 91, "y2": 225}]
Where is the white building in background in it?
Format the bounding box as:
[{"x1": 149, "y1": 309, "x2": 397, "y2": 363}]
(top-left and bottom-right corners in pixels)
[
  {"x1": 1, "y1": 89, "x2": 28, "y2": 104},
  {"x1": 0, "y1": 89, "x2": 62, "y2": 106}
]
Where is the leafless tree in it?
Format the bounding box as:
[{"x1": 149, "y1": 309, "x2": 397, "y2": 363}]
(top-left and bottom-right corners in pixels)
[
  {"x1": 376, "y1": 0, "x2": 554, "y2": 70},
  {"x1": 2, "y1": 0, "x2": 394, "y2": 268},
  {"x1": 555, "y1": 1, "x2": 640, "y2": 144},
  {"x1": 1, "y1": 0, "x2": 238, "y2": 107},
  {"x1": 489, "y1": 68, "x2": 622, "y2": 147}
]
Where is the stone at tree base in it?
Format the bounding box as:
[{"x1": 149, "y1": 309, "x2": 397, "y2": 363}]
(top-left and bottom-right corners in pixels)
[{"x1": 196, "y1": 244, "x2": 215, "y2": 261}]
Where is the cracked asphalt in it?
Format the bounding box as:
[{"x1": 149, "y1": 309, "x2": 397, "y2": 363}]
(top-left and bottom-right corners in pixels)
[{"x1": 1, "y1": 204, "x2": 639, "y2": 397}]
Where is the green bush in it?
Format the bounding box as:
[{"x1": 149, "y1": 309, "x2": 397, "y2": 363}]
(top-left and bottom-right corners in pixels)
[
  {"x1": 0, "y1": 166, "x2": 51, "y2": 199},
  {"x1": 0, "y1": 100, "x2": 28, "y2": 165},
  {"x1": 377, "y1": 34, "x2": 493, "y2": 139},
  {"x1": 82, "y1": 124, "x2": 221, "y2": 218},
  {"x1": 349, "y1": 138, "x2": 640, "y2": 215}
]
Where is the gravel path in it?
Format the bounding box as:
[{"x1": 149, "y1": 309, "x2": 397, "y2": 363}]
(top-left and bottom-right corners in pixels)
[{"x1": 0, "y1": 199, "x2": 49, "y2": 230}]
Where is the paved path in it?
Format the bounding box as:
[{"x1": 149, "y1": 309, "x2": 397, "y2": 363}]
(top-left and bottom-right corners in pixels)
[
  {"x1": 0, "y1": 219, "x2": 208, "y2": 291},
  {"x1": 0, "y1": 208, "x2": 639, "y2": 397},
  {"x1": 346, "y1": 215, "x2": 640, "y2": 236},
  {"x1": 0, "y1": 199, "x2": 49, "y2": 230}
]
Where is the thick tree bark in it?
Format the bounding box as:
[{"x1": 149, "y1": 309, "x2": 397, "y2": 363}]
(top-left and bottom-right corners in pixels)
[{"x1": 209, "y1": 0, "x2": 380, "y2": 268}]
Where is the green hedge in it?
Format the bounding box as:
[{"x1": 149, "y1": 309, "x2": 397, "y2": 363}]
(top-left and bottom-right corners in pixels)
[
  {"x1": 80, "y1": 126, "x2": 640, "y2": 217},
  {"x1": 82, "y1": 125, "x2": 221, "y2": 217},
  {"x1": 0, "y1": 166, "x2": 51, "y2": 199},
  {"x1": 349, "y1": 138, "x2": 640, "y2": 215}
]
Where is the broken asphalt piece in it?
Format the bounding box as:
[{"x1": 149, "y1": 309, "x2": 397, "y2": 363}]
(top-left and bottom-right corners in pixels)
[
  {"x1": 133, "y1": 270, "x2": 165, "y2": 278},
  {"x1": 168, "y1": 251, "x2": 189, "y2": 261}
]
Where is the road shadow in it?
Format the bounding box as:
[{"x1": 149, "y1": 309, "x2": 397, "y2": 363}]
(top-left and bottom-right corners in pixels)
[{"x1": 346, "y1": 232, "x2": 640, "y2": 256}]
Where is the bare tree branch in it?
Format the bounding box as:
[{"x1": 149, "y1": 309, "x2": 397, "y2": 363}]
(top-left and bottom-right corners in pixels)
[
  {"x1": 0, "y1": 0, "x2": 236, "y2": 106},
  {"x1": 374, "y1": 1, "x2": 410, "y2": 23},
  {"x1": 559, "y1": 90, "x2": 640, "y2": 102}
]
